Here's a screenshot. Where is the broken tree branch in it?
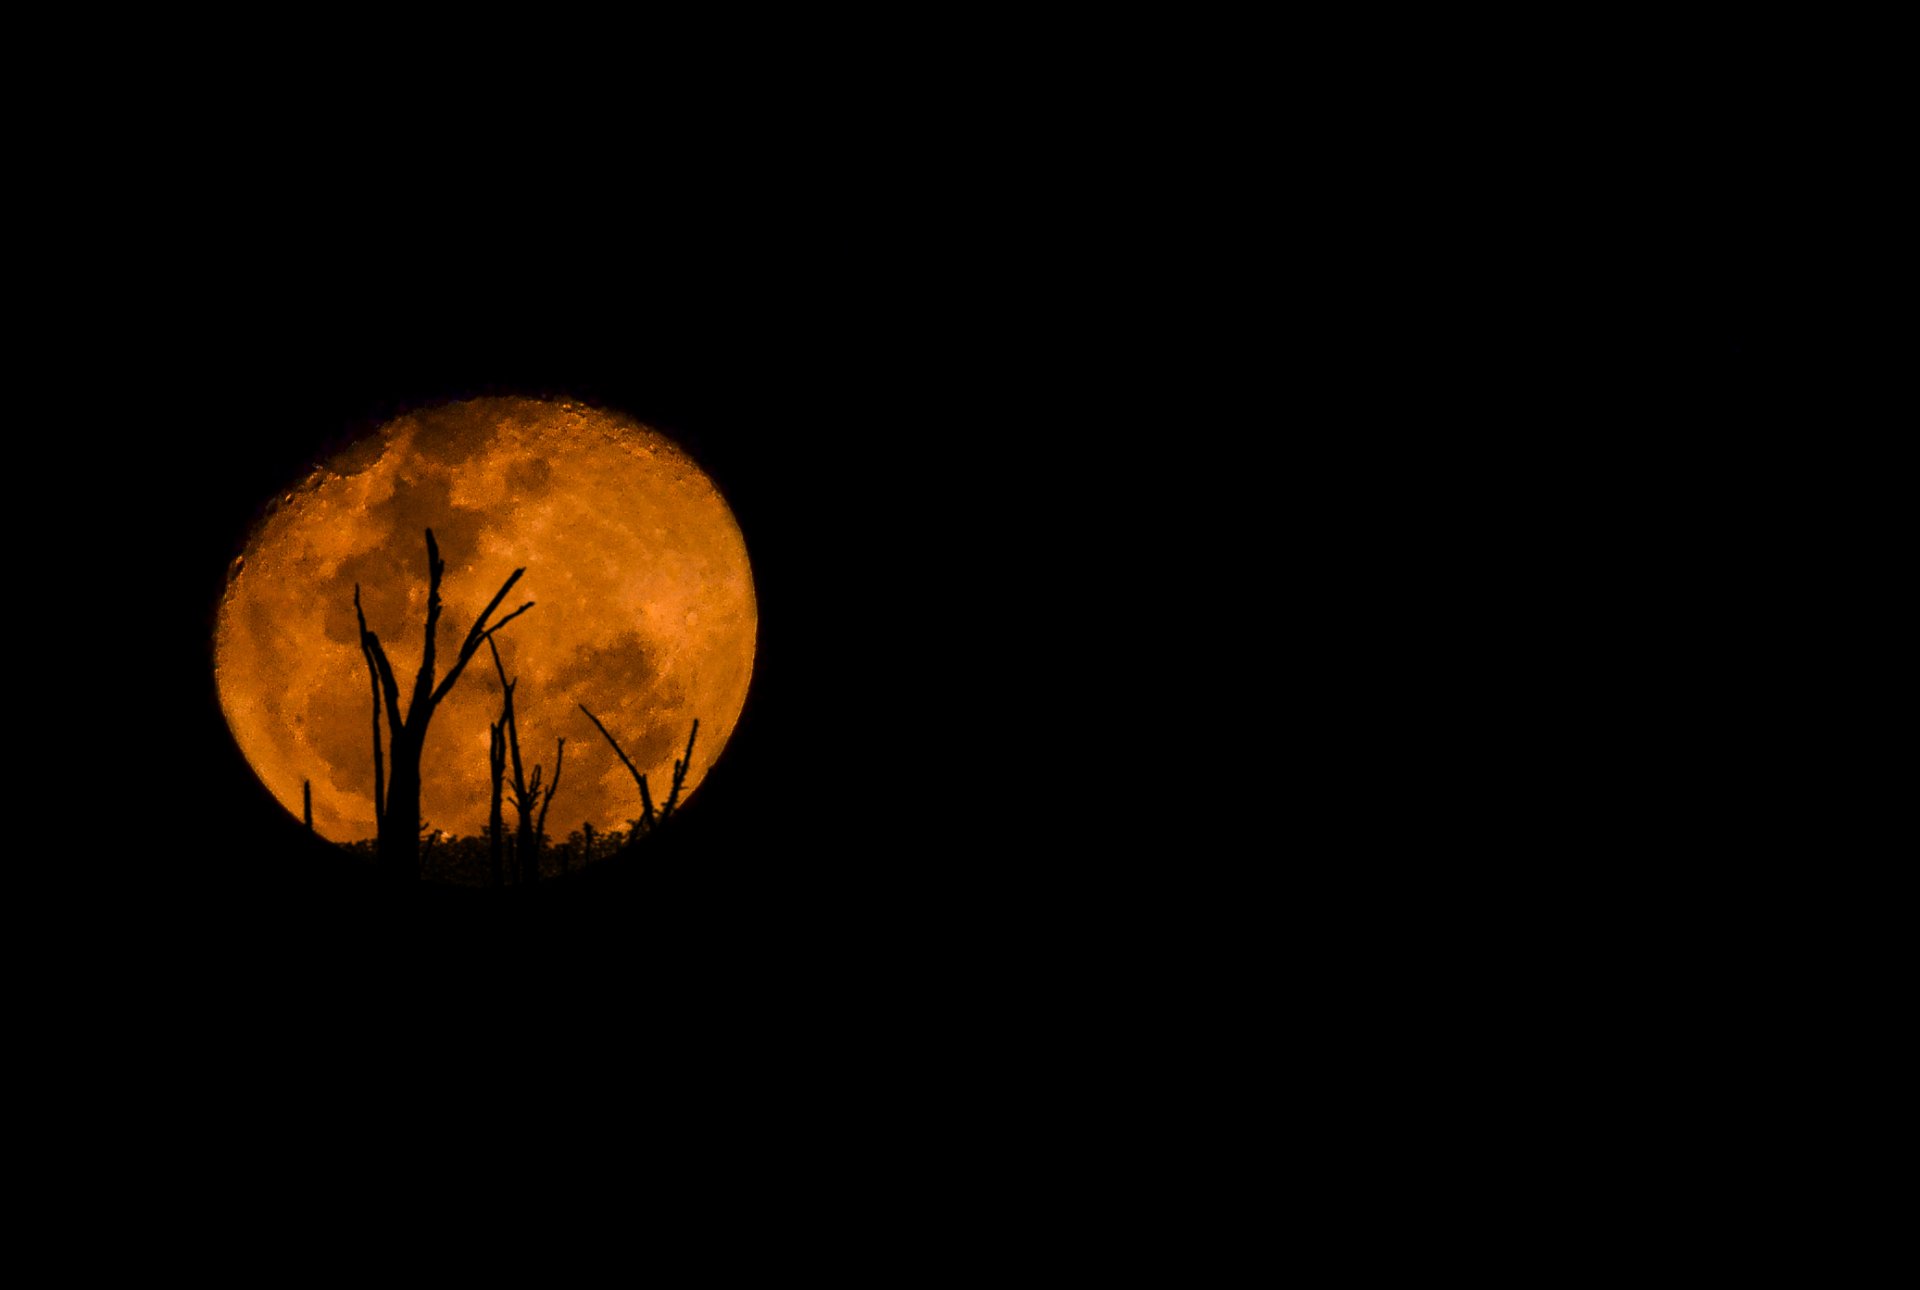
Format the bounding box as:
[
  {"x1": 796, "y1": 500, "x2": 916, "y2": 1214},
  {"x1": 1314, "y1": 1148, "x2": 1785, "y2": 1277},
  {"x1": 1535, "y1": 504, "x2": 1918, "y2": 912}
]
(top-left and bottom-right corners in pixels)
[
  {"x1": 354, "y1": 584, "x2": 387, "y2": 825},
  {"x1": 579, "y1": 703, "x2": 655, "y2": 830},
  {"x1": 661, "y1": 719, "x2": 699, "y2": 821},
  {"x1": 429, "y1": 561, "x2": 531, "y2": 708},
  {"x1": 535, "y1": 737, "x2": 564, "y2": 849},
  {"x1": 409, "y1": 528, "x2": 448, "y2": 721}
]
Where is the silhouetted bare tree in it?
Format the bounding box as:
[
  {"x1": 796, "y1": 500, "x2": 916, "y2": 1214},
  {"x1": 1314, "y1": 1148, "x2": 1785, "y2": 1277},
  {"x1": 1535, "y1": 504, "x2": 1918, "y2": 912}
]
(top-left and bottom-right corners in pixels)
[
  {"x1": 580, "y1": 707, "x2": 699, "y2": 841},
  {"x1": 537, "y1": 740, "x2": 564, "y2": 861},
  {"x1": 353, "y1": 586, "x2": 385, "y2": 835},
  {"x1": 489, "y1": 717, "x2": 507, "y2": 889},
  {"x1": 489, "y1": 637, "x2": 563, "y2": 884},
  {"x1": 303, "y1": 780, "x2": 313, "y2": 834},
  {"x1": 354, "y1": 529, "x2": 532, "y2": 878},
  {"x1": 580, "y1": 704, "x2": 656, "y2": 831}
]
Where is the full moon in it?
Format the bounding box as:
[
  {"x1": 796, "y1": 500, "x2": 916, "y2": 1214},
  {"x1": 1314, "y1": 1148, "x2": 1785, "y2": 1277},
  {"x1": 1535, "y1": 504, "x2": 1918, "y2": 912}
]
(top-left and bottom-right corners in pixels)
[{"x1": 214, "y1": 396, "x2": 756, "y2": 876}]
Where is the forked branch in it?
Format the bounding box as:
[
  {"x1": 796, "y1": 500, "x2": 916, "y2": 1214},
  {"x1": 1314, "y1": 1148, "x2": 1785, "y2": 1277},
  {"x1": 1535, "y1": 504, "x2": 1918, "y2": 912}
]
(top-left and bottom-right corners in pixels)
[
  {"x1": 352, "y1": 528, "x2": 535, "y2": 880},
  {"x1": 356, "y1": 583, "x2": 405, "y2": 741},
  {"x1": 489, "y1": 636, "x2": 529, "y2": 805},
  {"x1": 408, "y1": 528, "x2": 450, "y2": 720},
  {"x1": 429, "y1": 534, "x2": 532, "y2": 708}
]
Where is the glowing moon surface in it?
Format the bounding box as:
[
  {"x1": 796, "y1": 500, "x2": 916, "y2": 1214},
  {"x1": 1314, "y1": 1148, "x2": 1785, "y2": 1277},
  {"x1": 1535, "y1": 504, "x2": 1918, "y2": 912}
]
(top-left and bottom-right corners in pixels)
[{"x1": 215, "y1": 397, "x2": 756, "y2": 865}]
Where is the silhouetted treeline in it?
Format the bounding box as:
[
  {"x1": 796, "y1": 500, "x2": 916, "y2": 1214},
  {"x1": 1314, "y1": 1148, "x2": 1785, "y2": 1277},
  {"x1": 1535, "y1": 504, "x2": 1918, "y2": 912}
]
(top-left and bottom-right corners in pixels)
[{"x1": 338, "y1": 821, "x2": 643, "y2": 887}]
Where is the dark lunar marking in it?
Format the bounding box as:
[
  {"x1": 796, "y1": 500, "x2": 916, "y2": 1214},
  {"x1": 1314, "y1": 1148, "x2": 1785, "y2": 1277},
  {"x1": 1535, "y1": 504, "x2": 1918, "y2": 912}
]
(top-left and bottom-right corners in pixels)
[
  {"x1": 322, "y1": 475, "x2": 492, "y2": 654},
  {"x1": 488, "y1": 632, "x2": 532, "y2": 684},
  {"x1": 320, "y1": 586, "x2": 367, "y2": 646},
  {"x1": 549, "y1": 637, "x2": 663, "y2": 714},
  {"x1": 330, "y1": 433, "x2": 389, "y2": 478},
  {"x1": 242, "y1": 594, "x2": 295, "y2": 707},
  {"x1": 322, "y1": 757, "x2": 365, "y2": 811},
  {"x1": 333, "y1": 548, "x2": 409, "y2": 637},
  {"x1": 306, "y1": 681, "x2": 372, "y2": 800},
  {"x1": 504, "y1": 454, "x2": 552, "y2": 499},
  {"x1": 409, "y1": 403, "x2": 502, "y2": 467},
  {"x1": 370, "y1": 475, "x2": 487, "y2": 573},
  {"x1": 620, "y1": 708, "x2": 686, "y2": 772},
  {"x1": 550, "y1": 637, "x2": 685, "y2": 767}
]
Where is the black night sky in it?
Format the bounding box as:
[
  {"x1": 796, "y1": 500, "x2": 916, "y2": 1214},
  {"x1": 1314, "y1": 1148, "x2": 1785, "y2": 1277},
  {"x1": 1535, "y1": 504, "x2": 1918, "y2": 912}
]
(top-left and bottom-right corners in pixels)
[
  {"x1": 110, "y1": 242, "x2": 1028, "y2": 1007},
  {"x1": 32, "y1": 41, "x2": 1811, "y2": 1200}
]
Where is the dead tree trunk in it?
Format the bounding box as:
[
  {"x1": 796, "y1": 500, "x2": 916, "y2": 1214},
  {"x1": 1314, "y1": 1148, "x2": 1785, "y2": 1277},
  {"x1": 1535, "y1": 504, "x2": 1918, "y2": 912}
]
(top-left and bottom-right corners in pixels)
[
  {"x1": 379, "y1": 725, "x2": 426, "y2": 876},
  {"x1": 536, "y1": 738, "x2": 564, "y2": 863},
  {"x1": 490, "y1": 637, "x2": 562, "y2": 886},
  {"x1": 355, "y1": 529, "x2": 533, "y2": 880},
  {"x1": 353, "y1": 586, "x2": 385, "y2": 836},
  {"x1": 489, "y1": 719, "x2": 506, "y2": 890}
]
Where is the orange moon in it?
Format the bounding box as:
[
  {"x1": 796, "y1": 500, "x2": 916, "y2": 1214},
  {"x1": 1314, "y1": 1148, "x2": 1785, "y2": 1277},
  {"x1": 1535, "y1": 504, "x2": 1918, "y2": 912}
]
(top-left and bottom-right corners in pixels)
[{"x1": 214, "y1": 396, "x2": 756, "y2": 867}]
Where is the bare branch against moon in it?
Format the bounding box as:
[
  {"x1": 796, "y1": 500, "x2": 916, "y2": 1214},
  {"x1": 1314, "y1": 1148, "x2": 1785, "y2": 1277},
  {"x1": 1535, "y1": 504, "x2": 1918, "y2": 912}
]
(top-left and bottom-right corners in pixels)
[
  {"x1": 580, "y1": 703, "x2": 657, "y2": 831},
  {"x1": 661, "y1": 719, "x2": 700, "y2": 823},
  {"x1": 488, "y1": 632, "x2": 566, "y2": 884},
  {"x1": 353, "y1": 584, "x2": 385, "y2": 831}
]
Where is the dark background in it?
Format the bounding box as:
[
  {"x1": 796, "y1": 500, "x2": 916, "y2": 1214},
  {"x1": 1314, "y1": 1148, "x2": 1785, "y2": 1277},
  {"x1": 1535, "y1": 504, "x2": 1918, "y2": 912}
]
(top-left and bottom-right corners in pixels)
[
  {"x1": 99, "y1": 241, "x2": 1056, "y2": 1024},
  {"x1": 73, "y1": 138, "x2": 1777, "y2": 1054},
  {"x1": 28, "y1": 38, "x2": 1820, "y2": 1193}
]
